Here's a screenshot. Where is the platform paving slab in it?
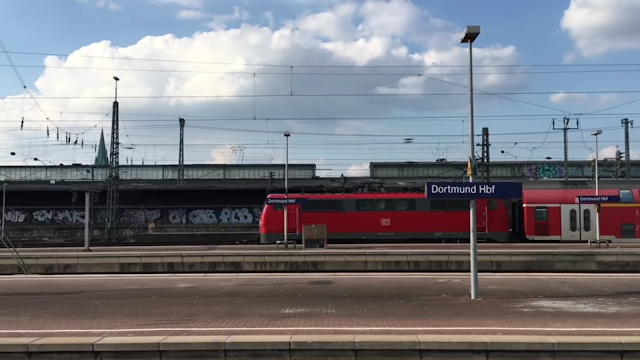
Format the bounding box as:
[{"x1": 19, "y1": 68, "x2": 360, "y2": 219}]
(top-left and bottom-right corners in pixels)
[
  {"x1": 159, "y1": 335, "x2": 228, "y2": 351},
  {"x1": 28, "y1": 336, "x2": 103, "y2": 352},
  {"x1": 290, "y1": 335, "x2": 356, "y2": 350}
]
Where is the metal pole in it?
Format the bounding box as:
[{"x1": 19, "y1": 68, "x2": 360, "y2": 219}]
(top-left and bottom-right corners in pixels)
[
  {"x1": 84, "y1": 191, "x2": 90, "y2": 251},
  {"x1": 595, "y1": 136, "x2": 600, "y2": 245},
  {"x1": 1, "y1": 183, "x2": 6, "y2": 240},
  {"x1": 90, "y1": 167, "x2": 95, "y2": 243},
  {"x1": 284, "y1": 135, "x2": 289, "y2": 247},
  {"x1": 623, "y1": 118, "x2": 632, "y2": 179},
  {"x1": 468, "y1": 40, "x2": 479, "y2": 300}
]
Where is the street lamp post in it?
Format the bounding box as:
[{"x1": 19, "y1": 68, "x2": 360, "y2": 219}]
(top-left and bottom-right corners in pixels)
[
  {"x1": 591, "y1": 130, "x2": 602, "y2": 247},
  {"x1": 461, "y1": 25, "x2": 481, "y2": 300},
  {"x1": 284, "y1": 131, "x2": 290, "y2": 248}
]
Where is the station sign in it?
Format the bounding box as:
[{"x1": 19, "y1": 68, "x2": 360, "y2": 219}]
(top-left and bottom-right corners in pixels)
[
  {"x1": 425, "y1": 182, "x2": 523, "y2": 199},
  {"x1": 575, "y1": 195, "x2": 620, "y2": 204},
  {"x1": 265, "y1": 198, "x2": 307, "y2": 205}
]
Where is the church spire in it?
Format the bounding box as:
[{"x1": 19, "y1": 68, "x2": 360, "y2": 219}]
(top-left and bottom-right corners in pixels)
[{"x1": 94, "y1": 129, "x2": 109, "y2": 165}]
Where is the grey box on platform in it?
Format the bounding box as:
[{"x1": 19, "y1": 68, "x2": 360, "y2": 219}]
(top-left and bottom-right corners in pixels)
[{"x1": 302, "y1": 224, "x2": 327, "y2": 249}]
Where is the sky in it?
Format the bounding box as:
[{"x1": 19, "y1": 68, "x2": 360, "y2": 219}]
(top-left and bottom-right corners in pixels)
[{"x1": 1, "y1": 0, "x2": 640, "y2": 176}]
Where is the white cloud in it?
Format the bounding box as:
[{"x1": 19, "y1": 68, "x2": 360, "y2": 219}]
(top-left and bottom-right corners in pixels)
[
  {"x1": 152, "y1": 0, "x2": 204, "y2": 8},
  {"x1": 561, "y1": 0, "x2": 640, "y2": 57},
  {"x1": 176, "y1": 9, "x2": 210, "y2": 19},
  {"x1": 77, "y1": 0, "x2": 122, "y2": 10},
  {"x1": 0, "y1": 0, "x2": 529, "y2": 172},
  {"x1": 346, "y1": 163, "x2": 369, "y2": 176},
  {"x1": 549, "y1": 92, "x2": 618, "y2": 107},
  {"x1": 294, "y1": 3, "x2": 358, "y2": 41},
  {"x1": 206, "y1": 6, "x2": 250, "y2": 30},
  {"x1": 588, "y1": 145, "x2": 640, "y2": 160}
]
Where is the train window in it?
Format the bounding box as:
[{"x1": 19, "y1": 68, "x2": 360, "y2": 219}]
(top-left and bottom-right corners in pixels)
[
  {"x1": 619, "y1": 190, "x2": 634, "y2": 203},
  {"x1": 487, "y1": 199, "x2": 497, "y2": 210},
  {"x1": 356, "y1": 199, "x2": 377, "y2": 211},
  {"x1": 272, "y1": 204, "x2": 283, "y2": 211},
  {"x1": 430, "y1": 199, "x2": 470, "y2": 211},
  {"x1": 396, "y1": 199, "x2": 416, "y2": 211},
  {"x1": 302, "y1": 199, "x2": 344, "y2": 212},
  {"x1": 447, "y1": 199, "x2": 470, "y2": 211},
  {"x1": 376, "y1": 200, "x2": 396, "y2": 211},
  {"x1": 430, "y1": 200, "x2": 447, "y2": 211},
  {"x1": 569, "y1": 209, "x2": 577, "y2": 232},
  {"x1": 534, "y1": 207, "x2": 548, "y2": 222},
  {"x1": 583, "y1": 209, "x2": 591, "y2": 232},
  {"x1": 621, "y1": 224, "x2": 635, "y2": 239},
  {"x1": 356, "y1": 199, "x2": 416, "y2": 211}
]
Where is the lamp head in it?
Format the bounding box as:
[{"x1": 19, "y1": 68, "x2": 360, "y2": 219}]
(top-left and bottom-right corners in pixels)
[
  {"x1": 113, "y1": 76, "x2": 120, "y2": 81},
  {"x1": 591, "y1": 130, "x2": 602, "y2": 136},
  {"x1": 284, "y1": 131, "x2": 290, "y2": 137},
  {"x1": 460, "y1": 25, "x2": 481, "y2": 43}
]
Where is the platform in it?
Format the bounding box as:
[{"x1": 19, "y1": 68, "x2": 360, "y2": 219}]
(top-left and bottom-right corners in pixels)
[
  {"x1": 0, "y1": 244, "x2": 639, "y2": 274},
  {"x1": 0, "y1": 273, "x2": 640, "y2": 359},
  {"x1": 0, "y1": 335, "x2": 639, "y2": 359}
]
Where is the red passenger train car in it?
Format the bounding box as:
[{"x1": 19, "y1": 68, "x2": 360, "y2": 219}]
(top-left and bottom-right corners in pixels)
[
  {"x1": 259, "y1": 193, "x2": 512, "y2": 244},
  {"x1": 523, "y1": 188, "x2": 640, "y2": 242},
  {"x1": 259, "y1": 187, "x2": 640, "y2": 244}
]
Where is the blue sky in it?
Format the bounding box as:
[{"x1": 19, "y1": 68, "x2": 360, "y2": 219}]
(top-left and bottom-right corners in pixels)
[{"x1": 1, "y1": 0, "x2": 640, "y2": 176}]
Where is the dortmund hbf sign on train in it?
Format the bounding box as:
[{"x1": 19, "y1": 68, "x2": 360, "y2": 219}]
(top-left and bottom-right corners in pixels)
[{"x1": 425, "y1": 182, "x2": 523, "y2": 199}]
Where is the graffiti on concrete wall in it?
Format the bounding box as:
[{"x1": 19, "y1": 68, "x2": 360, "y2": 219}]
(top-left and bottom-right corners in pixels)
[
  {"x1": 524, "y1": 163, "x2": 565, "y2": 179},
  {"x1": 32, "y1": 209, "x2": 86, "y2": 224},
  {"x1": 4, "y1": 210, "x2": 26, "y2": 223},
  {"x1": 119, "y1": 209, "x2": 162, "y2": 224},
  {"x1": 2, "y1": 207, "x2": 262, "y2": 226},
  {"x1": 167, "y1": 207, "x2": 261, "y2": 225}
]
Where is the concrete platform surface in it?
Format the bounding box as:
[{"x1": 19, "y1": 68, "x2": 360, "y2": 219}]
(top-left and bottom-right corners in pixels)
[
  {"x1": 1, "y1": 273, "x2": 640, "y2": 337},
  {"x1": 3, "y1": 242, "x2": 640, "y2": 255}
]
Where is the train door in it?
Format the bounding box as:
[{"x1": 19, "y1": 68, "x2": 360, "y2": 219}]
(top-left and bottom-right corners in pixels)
[
  {"x1": 635, "y1": 210, "x2": 640, "y2": 238},
  {"x1": 510, "y1": 200, "x2": 525, "y2": 237},
  {"x1": 285, "y1": 205, "x2": 298, "y2": 236},
  {"x1": 561, "y1": 204, "x2": 596, "y2": 240},
  {"x1": 560, "y1": 204, "x2": 581, "y2": 241},
  {"x1": 580, "y1": 205, "x2": 596, "y2": 240}
]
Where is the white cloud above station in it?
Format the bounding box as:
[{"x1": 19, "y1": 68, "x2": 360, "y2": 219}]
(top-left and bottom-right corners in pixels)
[
  {"x1": 587, "y1": 145, "x2": 640, "y2": 161},
  {"x1": 561, "y1": 0, "x2": 640, "y2": 57},
  {"x1": 549, "y1": 92, "x2": 618, "y2": 108},
  {"x1": 1, "y1": 0, "x2": 529, "y2": 172}
]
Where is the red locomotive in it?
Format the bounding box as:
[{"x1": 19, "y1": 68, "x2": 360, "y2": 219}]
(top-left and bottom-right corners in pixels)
[{"x1": 259, "y1": 187, "x2": 640, "y2": 243}]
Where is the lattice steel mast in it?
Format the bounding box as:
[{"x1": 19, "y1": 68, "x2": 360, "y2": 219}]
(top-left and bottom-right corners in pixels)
[
  {"x1": 104, "y1": 76, "x2": 120, "y2": 242},
  {"x1": 178, "y1": 118, "x2": 185, "y2": 185}
]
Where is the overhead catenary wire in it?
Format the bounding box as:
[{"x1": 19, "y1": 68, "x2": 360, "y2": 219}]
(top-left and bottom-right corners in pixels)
[
  {"x1": 3, "y1": 106, "x2": 640, "y2": 122},
  {"x1": 7, "y1": 50, "x2": 640, "y2": 68},
  {"x1": 6, "y1": 89, "x2": 640, "y2": 100},
  {"x1": 6, "y1": 63, "x2": 640, "y2": 76}
]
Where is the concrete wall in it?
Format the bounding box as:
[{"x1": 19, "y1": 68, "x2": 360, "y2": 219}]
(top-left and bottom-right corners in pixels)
[
  {"x1": 4, "y1": 206, "x2": 264, "y2": 226},
  {"x1": 3, "y1": 205, "x2": 262, "y2": 243},
  {"x1": 1, "y1": 335, "x2": 639, "y2": 359},
  {"x1": 2, "y1": 250, "x2": 639, "y2": 274}
]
